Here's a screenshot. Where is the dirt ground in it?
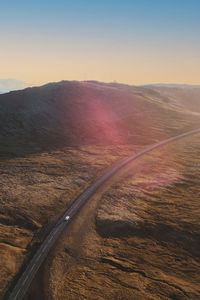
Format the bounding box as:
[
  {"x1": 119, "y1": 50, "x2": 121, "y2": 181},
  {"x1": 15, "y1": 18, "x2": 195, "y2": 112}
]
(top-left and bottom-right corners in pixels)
[
  {"x1": 1, "y1": 144, "x2": 137, "y2": 299},
  {"x1": 25, "y1": 134, "x2": 200, "y2": 300},
  {"x1": 1, "y1": 81, "x2": 200, "y2": 299}
]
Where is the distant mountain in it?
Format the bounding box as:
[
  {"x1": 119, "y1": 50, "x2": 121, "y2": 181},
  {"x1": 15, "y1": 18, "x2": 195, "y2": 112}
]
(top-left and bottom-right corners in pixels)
[
  {"x1": 0, "y1": 79, "x2": 29, "y2": 94},
  {"x1": 142, "y1": 83, "x2": 200, "y2": 88}
]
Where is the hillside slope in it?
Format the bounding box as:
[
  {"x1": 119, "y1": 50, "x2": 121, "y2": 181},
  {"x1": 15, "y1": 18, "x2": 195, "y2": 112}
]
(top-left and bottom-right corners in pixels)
[
  {"x1": 0, "y1": 81, "x2": 200, "y2": 299},
  {"x1": 0, "y1": 81, "x2": 200, "y2": 157}
]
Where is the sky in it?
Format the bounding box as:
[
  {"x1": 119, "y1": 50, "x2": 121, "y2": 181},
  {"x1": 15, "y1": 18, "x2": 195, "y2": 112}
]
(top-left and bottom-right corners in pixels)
[{"x1": 0, "y1": 0, "x2": 200, "y2": 86}]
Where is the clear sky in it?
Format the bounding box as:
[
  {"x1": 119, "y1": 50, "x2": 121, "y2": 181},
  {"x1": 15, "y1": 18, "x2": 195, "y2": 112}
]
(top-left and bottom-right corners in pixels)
[{"x1": 0, "y1": 0, "x2": 200, "y2": 86}]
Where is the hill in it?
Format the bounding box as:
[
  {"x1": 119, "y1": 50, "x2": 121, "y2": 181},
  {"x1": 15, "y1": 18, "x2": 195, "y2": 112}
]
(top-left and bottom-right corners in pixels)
[
  {"x1": 0, "y1": 81, "x2": 200, "y2": 158},
  {"x1": 0, "y1": 81, "x2": 200, "y2": 299},
  {"x1": 0, "y1": 79, "x2": 28, "y2": 94}
]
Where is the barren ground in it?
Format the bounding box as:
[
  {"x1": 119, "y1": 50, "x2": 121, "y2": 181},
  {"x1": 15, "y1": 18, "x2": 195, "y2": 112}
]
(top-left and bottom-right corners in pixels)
[
  {"x1": 25, "y1": 134, "x2": 200, "y2": 300},
  {"x1": 1, "y1": 145, "x2": 136, "y2": 299}
]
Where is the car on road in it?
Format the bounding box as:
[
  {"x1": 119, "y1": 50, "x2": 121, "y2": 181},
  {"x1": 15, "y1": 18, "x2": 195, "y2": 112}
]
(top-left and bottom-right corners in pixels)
[{"x1": 64, "y1": 216, "x2": 70, "y2": 221}]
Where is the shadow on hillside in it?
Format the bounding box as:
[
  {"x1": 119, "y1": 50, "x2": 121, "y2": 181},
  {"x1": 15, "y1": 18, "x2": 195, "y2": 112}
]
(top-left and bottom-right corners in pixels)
[{"x1": 0, "y1": 135, "x2": 71, "y2": 160}]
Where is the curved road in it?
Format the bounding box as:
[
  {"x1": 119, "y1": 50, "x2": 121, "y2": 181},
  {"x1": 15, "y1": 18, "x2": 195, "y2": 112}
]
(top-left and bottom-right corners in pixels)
[{"x1": 7, "y1": 127, "x2": 200, "y2": 300}]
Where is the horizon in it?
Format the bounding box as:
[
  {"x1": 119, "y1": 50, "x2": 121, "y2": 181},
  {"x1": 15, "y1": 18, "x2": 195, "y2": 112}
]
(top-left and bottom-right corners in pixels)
[
  {"x1": 1, "y1": 0, "x2": 200, "y2": 86},
  {"x1": 1, "y1": 78, "x2": 200, "y2": 94}
]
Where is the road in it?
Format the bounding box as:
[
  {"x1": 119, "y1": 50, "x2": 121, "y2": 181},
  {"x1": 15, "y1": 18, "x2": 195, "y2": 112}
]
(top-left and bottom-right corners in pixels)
[{"x1": 7, "y1": 127, "x2": 200, "y2": 300}]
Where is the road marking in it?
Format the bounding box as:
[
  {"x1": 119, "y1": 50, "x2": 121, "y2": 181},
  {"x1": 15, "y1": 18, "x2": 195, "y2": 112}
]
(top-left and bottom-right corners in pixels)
[
  {"x1": 42, "y1": 246, "x2": 47, "y2": 253},
  {"x1": 29, "y1": 264, "x2": 35, "y2": 273},
  {"x1": 14, "y1": 288, "x2": 21, "y2": 300},
  {"x1": 36, "y1": 255, "x2": 40, "y2": 261},
  {"x1": 8, "y1": 127, "x2": 200, "y2": 300},
  {"x1": 22, "y1": 276, "x2": 28, "y2": 286}
]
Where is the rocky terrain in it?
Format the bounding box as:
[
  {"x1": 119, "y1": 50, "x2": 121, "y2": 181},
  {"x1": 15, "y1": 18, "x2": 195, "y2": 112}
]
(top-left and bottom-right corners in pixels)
[{"x1": 0, "y1": 81, "x2": 200, "y2": 299}]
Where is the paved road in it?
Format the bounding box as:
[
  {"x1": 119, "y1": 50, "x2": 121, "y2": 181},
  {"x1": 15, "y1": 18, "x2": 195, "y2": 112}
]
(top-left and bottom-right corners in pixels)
[{"x1": 7, "y1": 127, "x2": 200, "y2": 300}]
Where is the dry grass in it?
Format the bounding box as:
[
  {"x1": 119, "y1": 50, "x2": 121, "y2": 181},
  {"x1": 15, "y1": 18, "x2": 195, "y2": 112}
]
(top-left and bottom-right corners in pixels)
[
  {"x1": 0, "y1": 82, "x2": 200, "y2": 299},
  {"x1": 28, "y1": 134, "x2": 200, "y2": 300}
]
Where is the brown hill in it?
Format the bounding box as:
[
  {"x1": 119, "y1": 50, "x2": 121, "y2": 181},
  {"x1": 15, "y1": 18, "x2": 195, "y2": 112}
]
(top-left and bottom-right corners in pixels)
[{"x1": 0, "y1": 81, "x2": 200, "y2": 157}]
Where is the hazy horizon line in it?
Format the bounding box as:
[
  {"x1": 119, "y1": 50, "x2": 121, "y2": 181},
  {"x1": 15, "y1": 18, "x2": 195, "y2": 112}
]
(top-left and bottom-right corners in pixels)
[{"x1": 1, "y1": 78, "x2": 200, "y2": 91}]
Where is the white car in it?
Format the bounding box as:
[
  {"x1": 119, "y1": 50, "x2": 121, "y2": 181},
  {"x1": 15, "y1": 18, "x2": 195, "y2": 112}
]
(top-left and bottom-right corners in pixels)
[{"x1": 64, "y1": 216, "x2": 70, "y2": 221}]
